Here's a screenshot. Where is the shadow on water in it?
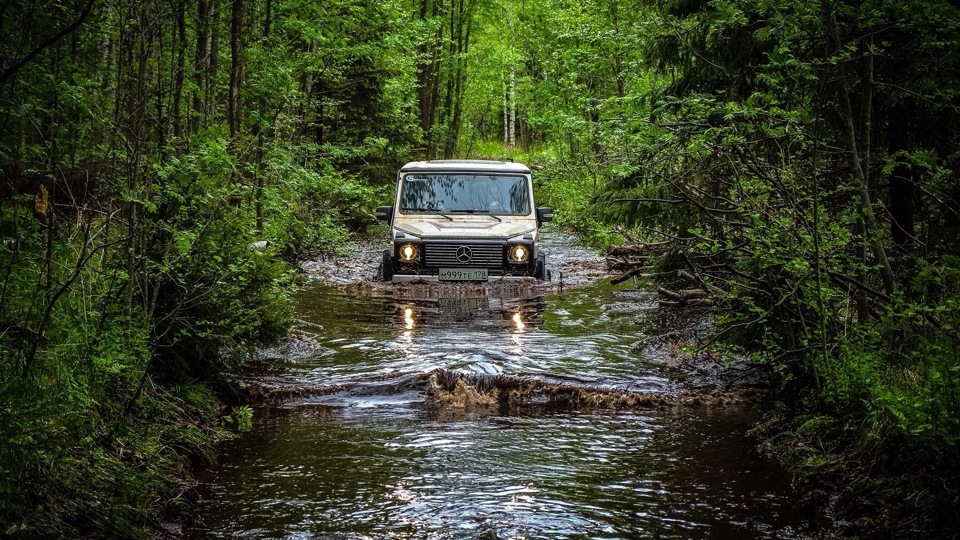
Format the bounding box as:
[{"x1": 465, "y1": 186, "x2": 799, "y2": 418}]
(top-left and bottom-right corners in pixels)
[{"x1": 191, "y1": 234, "x2": 806, "y2": 539}]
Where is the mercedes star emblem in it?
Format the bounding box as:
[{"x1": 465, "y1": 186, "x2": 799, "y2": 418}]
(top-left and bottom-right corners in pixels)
[{"x1": 455, "y1": 246, "x2": 473, "y2": 263}]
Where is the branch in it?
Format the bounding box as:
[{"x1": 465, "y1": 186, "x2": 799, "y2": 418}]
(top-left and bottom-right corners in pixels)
[
  {"x1": 610, "y1": 197, "x2": 683, "y2": 204},
  {"x1": 826, "y1": 270, "x2": 890, "y2": 303},
  {"x1": 0, "y1": 0, "x2": 96, "y2": 86},
  {"x1": 610, "y1": 265, "x2": 647, "y2": 285},
  {"x1": 22, "y1": 231, "x2": 130, "y2": 376}
]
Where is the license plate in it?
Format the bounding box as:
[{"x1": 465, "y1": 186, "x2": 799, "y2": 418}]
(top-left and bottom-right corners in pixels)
[{"x1": 439, "y1": 268, "x2": 488, "y2": 281}]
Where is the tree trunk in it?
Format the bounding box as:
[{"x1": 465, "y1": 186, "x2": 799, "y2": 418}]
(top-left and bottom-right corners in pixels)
[
  {"x1": 503, "y1": 78, "x2": 508, "y2": 146},
  {"x1": 192, "y1": 0, "x2": 210, "y2": 128},
  {"x1": 155, "y1": 22, "x2": 167, "y2": 151},
  {"x1": 256, "y1": 131, "x2": 264, "y2": 233},
  {"x1": 444, "y1": 0, "x2": 472, "y2": 158},
  {"x1": 508, "y1": 66, "x2": 516, "y2": 149},
  {"x1": 256, "y1": 0, "x2": 275, "y2": 234},
  {"x1": 228, "y1": 0, "x2": 245, "y2": 139},
  {"x1": 439, "y1": 0, "x2": 456, "y2": 158},
  {"x1": 831, "y1": 22, "x2": 895, "y2": 295},
  {"x1": 263, "y1": 0, "x2": 273, "y2": 38},
  {"x1": 300, "y1": 38, "x2": 316, "y2": 136},
  {"x1": 507, "y1": 8, "x2": 515, "y2": 149},
  {"x1": 172, "y1": 0, "x2": 186, "y2": 139},
  {"x1": 416, "y1": 0, "x2": 443, "y2": 158},
  {"x1": 208, "y1": 0, "x2": 221, "y2": 117}
]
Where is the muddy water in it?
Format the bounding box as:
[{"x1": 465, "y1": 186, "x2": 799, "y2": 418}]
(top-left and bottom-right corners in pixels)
[{"x1": 188, "y1": 234, "x2": 805, "y2": 539}]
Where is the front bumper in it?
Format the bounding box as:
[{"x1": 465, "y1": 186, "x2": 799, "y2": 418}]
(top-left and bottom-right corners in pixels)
[
  {"x1": 391, "y1": 274, "x2": 537, "y2": 283},
  {"x1": 388, "y1": 239, "x2": 539, "y2": 282}
]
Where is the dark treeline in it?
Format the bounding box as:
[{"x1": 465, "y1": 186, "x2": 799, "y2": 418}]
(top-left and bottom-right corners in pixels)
[{"x1": 2, "y1": 0, "x2": 959, "y2": 536}]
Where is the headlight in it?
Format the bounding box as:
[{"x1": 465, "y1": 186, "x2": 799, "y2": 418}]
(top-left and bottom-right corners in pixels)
[
  {"x1": 398, "y1": 242, "x2": 419, "y2": 262},
  {"x1": 507, "y1": 244, "x2": 530, "y2": 263}
]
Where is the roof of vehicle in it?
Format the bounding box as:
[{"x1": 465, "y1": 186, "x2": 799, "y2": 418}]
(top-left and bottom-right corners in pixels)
[{"x1": 399, "y1": 159, "x2": 531, "y2": 174}]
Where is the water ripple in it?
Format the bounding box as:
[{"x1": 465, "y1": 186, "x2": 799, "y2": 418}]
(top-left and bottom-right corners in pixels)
[{"x1": 190, "y1": 235, "x2": 802, "y2": 539}]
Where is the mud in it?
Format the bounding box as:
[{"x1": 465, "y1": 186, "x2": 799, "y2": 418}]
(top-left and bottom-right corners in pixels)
[
  {"x1": 237, "y1": 360, "x2": 770, "y2": 416},
  {"x1": 299, "y1": 228, "x2": 611, "y2": 292}
]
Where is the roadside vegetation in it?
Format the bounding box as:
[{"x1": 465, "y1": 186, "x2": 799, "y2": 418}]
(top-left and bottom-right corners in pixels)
[
  {"x1": 1, "y1": 0, "x2": 958, "y2": 536},
  {"x1": 1, "y1": 0, "x2": 415, "y2": 536},
  {"x1": 491, "y1": 0, "x2": 960, "y2": 534}
]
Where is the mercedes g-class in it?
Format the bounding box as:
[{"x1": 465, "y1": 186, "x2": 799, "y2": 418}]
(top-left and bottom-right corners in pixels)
[{"x1": 376, "y1": 160, "x2": 553, "y2": 282}]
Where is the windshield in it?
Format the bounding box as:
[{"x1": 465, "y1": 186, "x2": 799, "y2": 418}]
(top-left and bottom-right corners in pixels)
[{"x1": 398, "y1": 174, "x2": 531, "y2": 215}]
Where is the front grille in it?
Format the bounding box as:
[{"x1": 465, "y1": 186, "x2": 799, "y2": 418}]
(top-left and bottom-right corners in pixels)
[{"x1": 423, "y1": 243, "x2": 504, "y2": 268}]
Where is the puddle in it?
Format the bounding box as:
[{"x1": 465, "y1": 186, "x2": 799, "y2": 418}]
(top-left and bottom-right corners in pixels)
[{"x1": 189, "y1": 232, "x2": 806, "y2": 539}]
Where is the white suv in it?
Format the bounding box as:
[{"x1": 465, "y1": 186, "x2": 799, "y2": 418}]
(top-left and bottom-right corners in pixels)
[{"x1": 376, "y1": 160, "x2": 553, "y2": 282}]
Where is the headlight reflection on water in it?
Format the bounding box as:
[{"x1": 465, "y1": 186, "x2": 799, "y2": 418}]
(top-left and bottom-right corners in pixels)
[
  {"x1": 510, "y1": 310, "x2": 527, "y2": 355},
  {"x1": 512, "y1": 311, "x2": 525, "y2": 332},
  {"x1": 403, "y1": 307, "x2": 416, "y2": 330},
  {"x1": 396, "y1": 305, "x2": 416, "y2": 343}
]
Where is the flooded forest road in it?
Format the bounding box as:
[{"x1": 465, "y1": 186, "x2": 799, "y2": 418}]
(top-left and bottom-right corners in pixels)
[{"x1": 188, "y1": 232, "x2": 807, "y2": 539}]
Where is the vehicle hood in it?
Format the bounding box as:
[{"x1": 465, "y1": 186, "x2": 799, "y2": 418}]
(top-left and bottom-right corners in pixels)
[{"x1": 393, "y1": 217, "x2": 536, "y2": 240}]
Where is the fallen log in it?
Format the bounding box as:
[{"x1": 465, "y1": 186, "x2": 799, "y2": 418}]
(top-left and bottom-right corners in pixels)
[
  {"x1": 659, "y1": 298, "x2": 713, "y2": 308},
  {"x1": 678, "y1": 269, "x2": 698, "y2": 284},
  {"x1": 657, "y1": 287, "x2": 708, "y2": 300},
  {"x1": 658, "y1": 286, "x2": 682, "y2": 301},
  {"x1": 679, "y1": 288, "x2": 708, "y2": 299},
  {"x1": 657, "y1": 286, "x2": 714, "y2": 307},
  {"x1": 611, "y1": 265, "x2": 652, "y2": 285},
  {"x1": 677, "y1": 269, "x2": 729, "y2": 298},
  {"x1": 606, "y1": 255, "x2": 653, "y2": 270},
  {"x1": 608, "y1": 241, "x2": 671, "y2": 258}
]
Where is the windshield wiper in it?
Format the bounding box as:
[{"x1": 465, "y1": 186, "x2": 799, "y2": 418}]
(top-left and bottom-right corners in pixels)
[
  {"x1": 402, "y1": 208, "x2": 453, "y2": 220},
  {"x1": 449, "y1": 209, "x2": 502, "y2": 222}
]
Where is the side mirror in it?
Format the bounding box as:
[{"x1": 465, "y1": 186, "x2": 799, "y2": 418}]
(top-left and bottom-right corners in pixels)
[
  {"x1": 376, "y1": 206, "x2": 393, "y2": 223},
  {"x1": 536, "y1": 207, "x2": 553, "y2": 226}
]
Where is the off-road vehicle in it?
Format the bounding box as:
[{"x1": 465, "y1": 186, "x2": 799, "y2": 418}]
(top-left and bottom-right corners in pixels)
[{"x1": 376, "y1": 160, "x2": 553, "y2": 282}]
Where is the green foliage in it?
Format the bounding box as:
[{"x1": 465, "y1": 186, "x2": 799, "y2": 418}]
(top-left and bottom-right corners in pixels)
[
  {"x1": 449, "y1": 0, "x2": 960, "y2": 530},
  {"x1": 0, "y1": 0, "x2": 423, "y2": 536},
  {"x1": 0, "y1": 218, "x2": 225, "y2": 536},
  {"x1": 256, "y1": 146, "x2": 381, "y2": 257},
  {"x1": 252, "y1": 0, "x2": 421, "y2": 177},
  {"x1": 222, "y1": 405, "x2": 255, "y2": 433},
  {"x1": 146, "y1": 132, "x2": 293, "y2": 378},
  {"x1": 522, "y1": 147, "x2": 625, "y2": 251},
  {"x1": 3, "y1": 0, "x2": 959, "y2": 534}
]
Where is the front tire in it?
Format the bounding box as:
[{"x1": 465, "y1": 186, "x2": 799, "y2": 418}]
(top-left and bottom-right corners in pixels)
[
  {"x1": 380, "y1": 250, "x2": 394, "y2": 281},
  {"x1": 533, "y1": 253, "x2": 548, "y2": 280}
]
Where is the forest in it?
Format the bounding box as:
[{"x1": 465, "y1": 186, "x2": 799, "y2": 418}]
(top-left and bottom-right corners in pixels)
[{"x1": 1, "y1": 0, "x2": 958, "y2": 536}]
